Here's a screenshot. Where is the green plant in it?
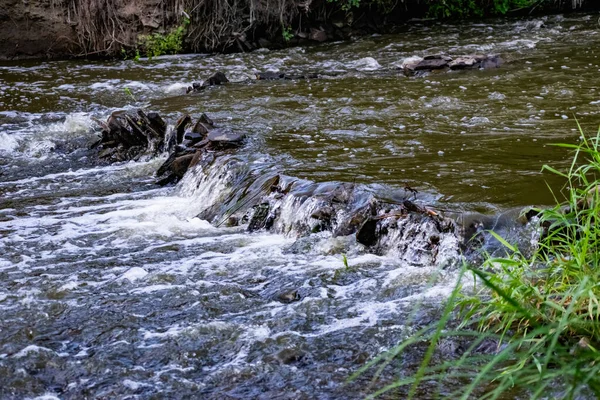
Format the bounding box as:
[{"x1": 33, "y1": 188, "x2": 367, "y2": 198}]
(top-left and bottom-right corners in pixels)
[
  {"x1": 139, "y1": 17, "x2": 190, "y2": 59},
  {"x1": 282, "y1": 26, "x2": 294, "y2": 42},
  {"x1": 342, "y1": 253, "x2": 350, "y2": 270},
  {"x1": 123, "y1": 87, "x2": 136, "y2": 102},
  {"x1": 356, "y1": 124, "x2": 600, "y2": 399}
]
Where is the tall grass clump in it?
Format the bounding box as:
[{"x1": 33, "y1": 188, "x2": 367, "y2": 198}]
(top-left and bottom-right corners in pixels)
[{"x1": 356, "y1": 125, "x2": 600, "y2": 399}]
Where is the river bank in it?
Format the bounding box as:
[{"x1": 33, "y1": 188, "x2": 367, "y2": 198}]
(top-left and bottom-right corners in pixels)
[{"x1": 1, "y1": 0, "x2": 598, "y2": 60}]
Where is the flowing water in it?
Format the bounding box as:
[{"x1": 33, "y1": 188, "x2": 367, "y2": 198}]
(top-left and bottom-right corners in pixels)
[{"x1": 1, "y1": 14, "x2": 600, "y2": 399}]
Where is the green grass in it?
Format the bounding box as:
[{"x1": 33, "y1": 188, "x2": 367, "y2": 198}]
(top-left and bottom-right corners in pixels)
[{"x1": 356, "y1": 124, "x2": 600, "y2": 399}]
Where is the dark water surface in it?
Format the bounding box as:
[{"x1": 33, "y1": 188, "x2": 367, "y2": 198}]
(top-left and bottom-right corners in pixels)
[{"x1": 1, "y1": 14, "x2": 599, "y2": 399}]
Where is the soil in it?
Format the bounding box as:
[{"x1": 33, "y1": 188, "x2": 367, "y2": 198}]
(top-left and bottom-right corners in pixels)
[{"x1": 0, "y1": 0, "x2": 78, "y2": 60}]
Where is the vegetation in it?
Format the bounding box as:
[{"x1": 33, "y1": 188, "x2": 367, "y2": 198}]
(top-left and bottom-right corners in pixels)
[
  {"x1": 63, "y1": 0, "x2": 592, "y2": 57},
  {"x1": 139, "y1": 17, "x2": 190, "y2": 59},
  {"x1": 356, "y1": 125, "x2": 600, "y2": 399},
  {"x1": 282, "y1": 26, "x2": 294, "y2": 42}
]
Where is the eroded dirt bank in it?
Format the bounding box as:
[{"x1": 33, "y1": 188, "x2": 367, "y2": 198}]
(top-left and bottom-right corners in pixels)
[{"x1": 1, "y1": 0, "x2": 597, "y2": 60}]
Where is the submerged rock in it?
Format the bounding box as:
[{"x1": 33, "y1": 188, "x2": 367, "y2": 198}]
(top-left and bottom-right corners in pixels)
[
  {"x1": 255, "y1": 72, "x2": 319, "y2": 80},
  {"x1": 276, "y1": 289, "x2": 301, "y2": 303},
  {"x1": 186, "y1": 71, "x2": 229, "y2": 93}
]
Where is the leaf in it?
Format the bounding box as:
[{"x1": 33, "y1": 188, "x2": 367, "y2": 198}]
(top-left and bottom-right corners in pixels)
[{"x1": 488, "y1": 230, "x2": 517, "y2": 252}]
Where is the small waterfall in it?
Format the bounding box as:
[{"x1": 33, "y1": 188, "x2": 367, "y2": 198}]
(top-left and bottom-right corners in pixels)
[{"x1": 175, "y1": 149, "x2": 463, "y2": 268}]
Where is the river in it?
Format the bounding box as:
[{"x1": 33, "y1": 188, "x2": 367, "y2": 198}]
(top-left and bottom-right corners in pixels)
[{"x1": 1, "y1": 13, "x2": 599, "y2": 399}]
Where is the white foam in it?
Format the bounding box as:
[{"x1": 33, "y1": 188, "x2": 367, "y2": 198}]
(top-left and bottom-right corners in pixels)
[
  {"x1": 90, "y1": 80, "x2": 121, "y2": 90},
  {"x1": 164, "y1": 82, "x2": 189, "y2": 94},
  {"x1": 13, "y1": 345, "x2": 55, "y2": 358},
  {"x1": 0, "y1": 132, "x2": 19, "y2": 152},
  {"x1": 400, "y1": 55, "x2": 423, "y2": 69},
  {"x1": 123, "y1": 379, "x2": 149, "y2": 390},
  {"x1": 29, "y1": 395, "x2": 61, "y2": 400},
  {"x1": 119, "y1": 267, "x2": 148, "y2": 282},
  {"x1": 349, "y1": 57, "x2": 382, "y2": 71}
]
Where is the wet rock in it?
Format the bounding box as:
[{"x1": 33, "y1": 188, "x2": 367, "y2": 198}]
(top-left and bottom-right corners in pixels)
[
  {"x1": 93, "y1": 109, "x2": 168, "y2": 162},
  {"x1": 414, "y1": 58, "x2": 450, "y2": 71},
  {"x1": 206, "y1": 71, "x2": 229, "y2": 86},
  {"x1": 448, "y1": 56, "x2": 480, "y2": 70},
  {"x1": 423, "y1": 54, "x2": 452, "y2": 61},
  {"x1": 403, "y1": 54, "x2": 503, "y2": 76},
  {"x1": 98, "y1": 147, "x2": 117, "y2": 159},
  {"x1": 192, "y1": 121, "x2": 211, "y2": 135},
  {"x1": 183, "y1": 131, "x2": 204, "y2": 144},
  {"x1": 156, "y1": 144, "x2": 195, "y2": 182},
  {"x1": 171, "y1": 154, "x2": 195, "y2": 178},
  {"x1": 186, "y1": 82, "x2": 205, "y2": 94},
  {"x1": 248, "y1": 203, "x2": 272, "y2": 232},
  {"x1": 207, "y1": 128, "x2": 245, "y2": 147},
  {"x1": 186, "y1": 72, "x2": 228, "y2": 93},
  {"x1": 276, "y1": 289, "x2": 301, "y2": 303},
  {"x1": 356, "y1": 218, "x2": 379, "y2": 247},
  {"x1": 173, "y1": 114, "x2": 192, "y2": 146}
]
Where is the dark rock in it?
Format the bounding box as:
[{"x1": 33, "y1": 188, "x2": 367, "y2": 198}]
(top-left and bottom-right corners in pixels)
[
  {"x1": 192, "y1": 138, "x2": 210, "y2": 149},
  {"x1": 156, "y1": 146, "x2": 195, "y2": 178},
  {"x1": 188, "y1": 149, "x2": 204, "y2": 170},
  {"x1": 192, "y1": 121, "x2": 211, "y2": 136},
  {"x1": 98, "y1": 147, "x2": 117, "y2": 159},
  {"x1": 141, "y1": 110, "x2": 166, "y2": 141},
  {"x1": 191, "y1": 82, "x2": 205, "y2": 92},
  {"x1": 225, "y1": 216, "x2": 239, "y2": 227},
  {"x1": 174, "y1": 114, "x2": 192, "y2": 145},
  {"x1": 276, "y1": 289, "x2": 301, "y2": 303},
  {"x1": 171, "y1": 154, "x2": 195, "y2": 178},
  {"x1": 356, "y1": 218, "x2": 379, "y2": 246},
  {"x1": 309, "y1": 28, "x2": 327, "y2": 42},
  {"x1": 156, "y1": 173, "x2": 179, "y2": 186},
  {"x1": 198, "y1": 113, "x2": 214, "y2": 126},
  {"x1": 207, "y1": 128, "x2": 245, "y2": 146},
  {"x1": 93, "y1": 109, "x2": 169, "y2": 162},
  {"x1": 423, "y1": 54, "x2": 452, "y2": 61},
  {"x1": 183, "y1": 131, "x2": 204, "y2": 144},
  {"x1": 206, "y1": 71, "x2": 229, "y2": 86},
  {"x1": 257, "y1": 38, "x2": 272, "y2": 48}
]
